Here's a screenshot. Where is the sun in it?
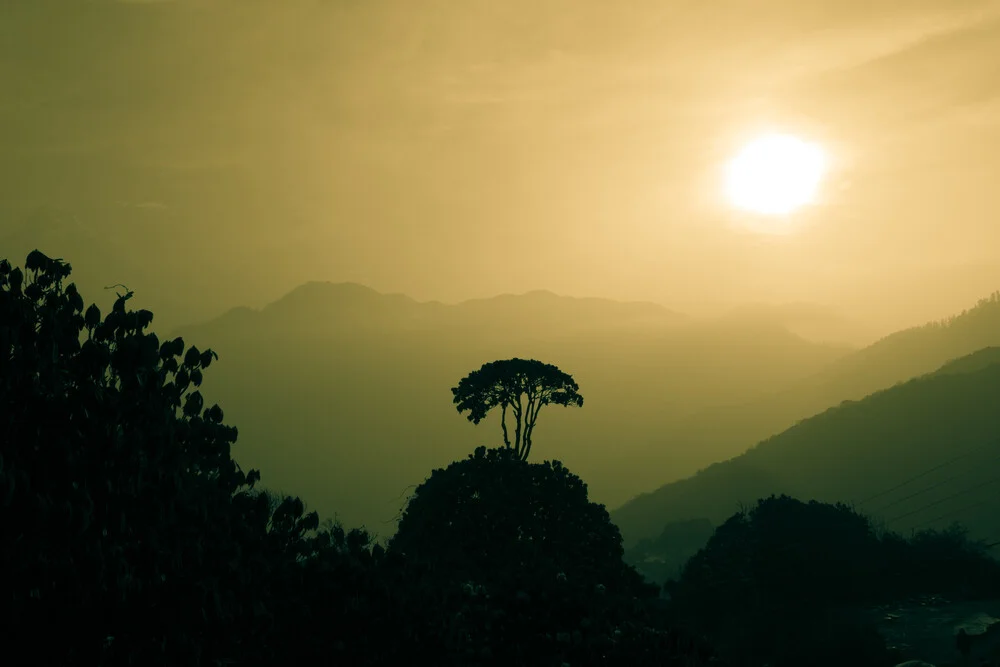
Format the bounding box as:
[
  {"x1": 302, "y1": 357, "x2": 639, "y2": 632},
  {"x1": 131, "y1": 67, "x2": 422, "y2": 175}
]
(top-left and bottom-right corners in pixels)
[{"x1": 725, "y1": 134, "x2": 826, "y2": 216}]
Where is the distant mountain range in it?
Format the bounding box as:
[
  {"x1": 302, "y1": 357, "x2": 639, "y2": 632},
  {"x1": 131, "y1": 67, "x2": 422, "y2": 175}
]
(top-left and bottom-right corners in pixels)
[
  {"x1": 162, "y1": 281, "x2": 1000, "y2": 538},
  {"x1": 5, "y1": 240, "x2": 1000, "y2": 547},
  {"x1": 613, "y1": 346, "x2": 1000, "y2": 563},
  {"x1": 169, "y1": 281, "x2": 851, "y2": 533},
  {"x1": 181, "y1": 283, "x2": 689, "y2": 340}
]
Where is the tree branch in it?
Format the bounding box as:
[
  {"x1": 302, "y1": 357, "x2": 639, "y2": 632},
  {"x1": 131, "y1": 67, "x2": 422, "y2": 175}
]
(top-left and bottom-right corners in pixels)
[
  {"x1": 522, "y1": 390, "x2": 536, "y2": 461},
  {"x1": 513, "y1": 394, "x2": 524, "y2": 458},
  {"x1": 500, "y1": 400, "x2": 511, "y2": 449}
]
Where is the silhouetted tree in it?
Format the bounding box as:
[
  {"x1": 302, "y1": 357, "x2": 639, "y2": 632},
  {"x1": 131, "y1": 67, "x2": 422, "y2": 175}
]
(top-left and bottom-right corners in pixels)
[
  {"x1": 0, "y1": 250, "x2": 324, "y2": 665},
  {"x1": 387, "y1": 446, "x2": 715, "y2": 666},
  {"x1": 451, "y1": 358, "x2": 583, "y2": 461}
]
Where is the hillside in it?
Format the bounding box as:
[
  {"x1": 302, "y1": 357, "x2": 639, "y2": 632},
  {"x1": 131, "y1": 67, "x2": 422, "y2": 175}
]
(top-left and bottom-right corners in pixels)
[
  {"x1": 662, "y1": 292, "x2": 1000, "y2": 463},
  {"x1": 614, "y1": 348, "x2": 1000, "y2": 557},
  {"x1": 171, "y1": 282, "x2": 849, "y2": 533}
]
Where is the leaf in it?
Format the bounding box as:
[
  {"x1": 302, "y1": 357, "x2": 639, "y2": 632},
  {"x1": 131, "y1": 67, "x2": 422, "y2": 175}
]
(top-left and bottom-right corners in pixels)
[
  {"x1": 69, "y1": 290, "x2": 84, "y2": 314},
  {"x1": 184, "y1": 346, "x2": 201, "y2": 368},
  {"x1": 183, "y1": 391, "x2": 203, "y2": 418},
  {"x1": 190, "y1": 368, "x2": 203, "y2": 387},
  {"x1": 200, "y1": 349, "x2": 218, "y2": 368},
  {"x1": 25, "y1": 249, "x2": 48, "y2": 272},
  {"x1": 206, "y1": 404, "x2": 224, "y2": 424},
  {"x1": 85, "y1": 304, "x2": 101, "y2": 329},
  {"x1": 160, "y1": 337, "x2": 182, "y2": 361},
  {"x1": 135, "y1": 309, "x2": 154, "y2": 331}
]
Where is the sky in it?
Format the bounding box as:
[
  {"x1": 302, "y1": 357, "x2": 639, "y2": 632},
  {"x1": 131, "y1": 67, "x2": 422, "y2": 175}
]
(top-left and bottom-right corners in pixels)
[{"x1": 3, "y1": 0, "x2": 1000, "y2": 336}]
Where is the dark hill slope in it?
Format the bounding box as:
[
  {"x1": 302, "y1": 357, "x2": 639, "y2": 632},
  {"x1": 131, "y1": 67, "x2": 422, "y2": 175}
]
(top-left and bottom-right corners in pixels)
[
  {"x1": 667, "y1": 292, "x2": 1000, "y2": 463},
  {"x1": 614, "y1": 351, "x2": 1000, "y2": 548}
]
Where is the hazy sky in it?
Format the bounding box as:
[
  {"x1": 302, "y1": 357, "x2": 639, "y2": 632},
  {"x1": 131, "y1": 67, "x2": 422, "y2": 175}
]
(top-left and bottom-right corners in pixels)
[{"x1": 3, "y1": 0, "x2": 1000, "y2": 334}]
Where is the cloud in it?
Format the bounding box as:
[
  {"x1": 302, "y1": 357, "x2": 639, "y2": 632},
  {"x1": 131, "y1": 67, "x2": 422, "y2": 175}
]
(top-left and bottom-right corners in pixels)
[{"x1": 773, "y1": 10, "x2": 1000, "y2": 147}]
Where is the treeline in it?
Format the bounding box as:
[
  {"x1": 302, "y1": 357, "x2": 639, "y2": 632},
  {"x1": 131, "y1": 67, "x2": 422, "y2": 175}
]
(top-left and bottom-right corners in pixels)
[{"x1": 0, "y1": 251, "x2": 714, "y2": 666}]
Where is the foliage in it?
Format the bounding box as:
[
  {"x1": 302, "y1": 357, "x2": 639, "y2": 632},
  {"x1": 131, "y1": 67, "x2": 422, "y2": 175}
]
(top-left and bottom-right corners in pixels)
[
  {"x1": 889, "y1": 522, "x2": 1000, "y2": 600},
  {"x1": 0, "y1": 251, "x2": 334, "y2": 665},
  {"x1": 1, "y1": 251, "x2": 248, "y2": 663},
  {"x1": 389, "y1": 446, "x2": 715, "y2": 666},
  {"x1": 451, "y1": 358, "x2": 583, "y2": 460},
  {"x1": 663, "y1": 494, "x2": 1000, "y2": 667},
  {"x1": 0, "y1": 251, "x2": 716, "y2": 667}
]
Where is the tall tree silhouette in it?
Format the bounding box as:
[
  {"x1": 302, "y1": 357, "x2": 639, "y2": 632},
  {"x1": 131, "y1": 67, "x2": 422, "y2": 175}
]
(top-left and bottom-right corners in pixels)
[
  {"x1": 0, "y1": 249, "x2": 299, "y2": 665},
  {"x1": 451, "y1": 358, "x2": 583, "y2": 461}
]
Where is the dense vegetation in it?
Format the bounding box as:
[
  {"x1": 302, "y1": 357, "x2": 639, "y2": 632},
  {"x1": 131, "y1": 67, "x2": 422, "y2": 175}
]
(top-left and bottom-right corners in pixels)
[
  {"x1": 0, "y1": 251, "x2": 715, "y2": 665},
  {"x1": 5, "y1": 251, "x2": 1000, "y2": 666},
  {"x1": 664, "y1": 495, "x2": 1000, "y2": 667}
]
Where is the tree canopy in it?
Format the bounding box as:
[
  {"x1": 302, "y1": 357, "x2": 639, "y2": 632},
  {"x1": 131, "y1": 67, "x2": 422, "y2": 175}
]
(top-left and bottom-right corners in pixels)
[
  {"x1": 663, "y1": 495, "x2": 1000, "y2": 667},
  {"x1": 388, "y1": 445, "x2": 715, "y2": 666},
  {"x1": 451, "y1": 358, "x2": 583, "y2": 461},
  {"x1": 0, "y1": 250, "x2": 377, "y2": 665}
]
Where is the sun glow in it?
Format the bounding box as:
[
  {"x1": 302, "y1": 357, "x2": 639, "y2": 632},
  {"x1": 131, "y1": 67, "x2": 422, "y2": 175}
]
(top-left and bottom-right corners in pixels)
[{"x1": 725, "y1": 134, "x2": 826, "y2": 216}]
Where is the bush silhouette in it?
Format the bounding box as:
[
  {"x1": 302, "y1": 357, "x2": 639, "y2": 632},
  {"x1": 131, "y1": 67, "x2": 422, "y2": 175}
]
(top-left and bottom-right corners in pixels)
[
  {"x1": 664, "y1": 494, "x2": 1000, "y2": 667},
  {"x1": 388, "y1": 446, "x2": 716, "y2": 666}
]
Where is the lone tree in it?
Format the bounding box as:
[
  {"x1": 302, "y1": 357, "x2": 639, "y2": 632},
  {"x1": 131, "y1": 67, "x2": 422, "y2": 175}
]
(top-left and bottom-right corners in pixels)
[{"x1": 451, "y1": 358, "x2": 583, "y2": 461}]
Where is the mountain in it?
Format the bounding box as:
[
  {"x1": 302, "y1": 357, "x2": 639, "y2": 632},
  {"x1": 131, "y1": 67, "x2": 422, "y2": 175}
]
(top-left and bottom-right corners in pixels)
[
  {"x1": 716, "y1": 301, "x2": 878, "y2": 347},
  {"x1": 660, "y1": 291, "x2": 1000, "y2": 464},
  {"x1": 170, "y1": 282, "x2": 850, "y2": 534},
  {"x1": 613, "y1": 348, "x2": 1000, "y2": 560},
  {"x1": 179, "y1": 284, "x2": 686, "y2": 341}
]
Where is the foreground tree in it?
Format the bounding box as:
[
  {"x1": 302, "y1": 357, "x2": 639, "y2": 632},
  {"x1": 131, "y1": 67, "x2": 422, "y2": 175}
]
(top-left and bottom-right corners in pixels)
[
  {"x1": 0, "y1": 250, "x2": 269, "y2": 664},
  {"x1": 388, "y1": 446, "x2": 716, "y2": 666},
  {"x1": 451, "y1": 358, "x2": 583, "y2": 461},
  {"x1": 0, "y1": 250, "x2": 355, "y2": 665}
]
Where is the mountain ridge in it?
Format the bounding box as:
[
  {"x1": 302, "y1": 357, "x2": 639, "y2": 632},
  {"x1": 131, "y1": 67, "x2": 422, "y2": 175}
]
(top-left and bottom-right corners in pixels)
[
  {"x1": 613, "y1": 346, "x2": 1000, "y2": 552},
  {"x1": 658, "y1": 290, "x2": 1000, "y2": 464}
]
